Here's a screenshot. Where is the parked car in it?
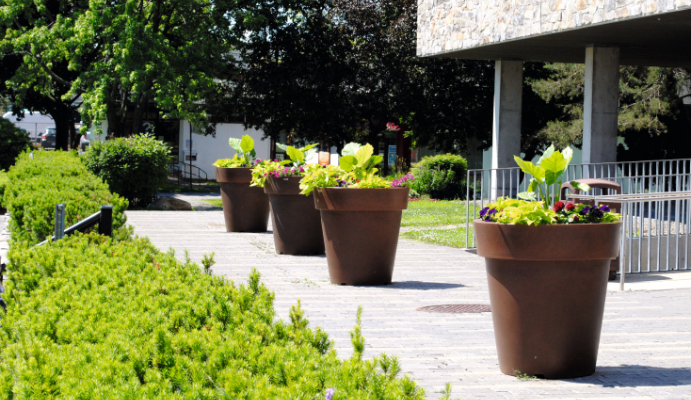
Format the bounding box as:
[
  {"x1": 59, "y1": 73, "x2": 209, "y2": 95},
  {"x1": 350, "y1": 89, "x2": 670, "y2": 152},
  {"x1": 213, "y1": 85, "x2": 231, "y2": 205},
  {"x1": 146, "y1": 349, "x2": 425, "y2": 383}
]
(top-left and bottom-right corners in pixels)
[{"x1": 38, "y1": 127, "x2": 56, "y2": 149}]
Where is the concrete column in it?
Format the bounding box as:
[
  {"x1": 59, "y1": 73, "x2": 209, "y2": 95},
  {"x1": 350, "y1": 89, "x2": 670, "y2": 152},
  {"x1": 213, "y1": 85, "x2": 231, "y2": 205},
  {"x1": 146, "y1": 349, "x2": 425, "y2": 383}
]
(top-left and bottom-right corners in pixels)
[
  {"x1": 582, "y1": 46, "x2": 620, "y2": 170},
  {"x1": 491, "y1": 60, "x2": 523, "y2": 199}
]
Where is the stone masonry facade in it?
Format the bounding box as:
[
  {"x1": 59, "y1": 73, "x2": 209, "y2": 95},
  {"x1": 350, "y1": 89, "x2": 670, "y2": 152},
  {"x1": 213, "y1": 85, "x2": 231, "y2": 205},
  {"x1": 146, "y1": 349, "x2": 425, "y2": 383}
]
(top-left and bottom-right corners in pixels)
[{"x1": 417, "y1": 0, "x2": 691, "y2": 57}]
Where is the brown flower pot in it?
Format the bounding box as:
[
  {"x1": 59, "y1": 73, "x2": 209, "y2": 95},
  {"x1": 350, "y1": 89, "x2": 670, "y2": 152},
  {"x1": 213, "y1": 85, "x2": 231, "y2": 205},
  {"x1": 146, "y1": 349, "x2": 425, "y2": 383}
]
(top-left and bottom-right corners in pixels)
[
  {"x1": 264, "y1": 176, "x2": 324, "y2": 255},
  {"x1": 215, "y1": 167, "x2": 269, "y2": 232},
  {"x1": 314, "y1": 187, "x2": 409, "y2": 285},
  {"x1": 473, "y1": 220, "x2": 622, "y2": 379}
]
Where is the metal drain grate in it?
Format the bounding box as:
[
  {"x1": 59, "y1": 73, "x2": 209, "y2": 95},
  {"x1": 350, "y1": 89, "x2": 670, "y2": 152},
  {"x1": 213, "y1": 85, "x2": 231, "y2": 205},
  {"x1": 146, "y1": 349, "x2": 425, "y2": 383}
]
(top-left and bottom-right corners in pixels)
[{"x1": 416, "y1": 304, "x2": 491, "y2": 313}]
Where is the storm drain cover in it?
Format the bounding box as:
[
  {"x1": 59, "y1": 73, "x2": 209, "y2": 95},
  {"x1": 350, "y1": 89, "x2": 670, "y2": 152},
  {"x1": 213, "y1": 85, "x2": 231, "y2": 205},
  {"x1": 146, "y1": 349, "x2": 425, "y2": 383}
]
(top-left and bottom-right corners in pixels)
[{"x1": 417, "y1": 304, "x2": 491, "y2": 313}]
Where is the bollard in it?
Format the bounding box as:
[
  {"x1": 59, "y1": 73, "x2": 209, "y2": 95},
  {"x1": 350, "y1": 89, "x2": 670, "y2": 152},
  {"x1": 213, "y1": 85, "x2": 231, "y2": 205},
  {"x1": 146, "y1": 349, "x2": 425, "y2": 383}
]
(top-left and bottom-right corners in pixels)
[
  {"x1": 54, "y1": 204, "x2": 65, "y2": 241},
  {"x1": 98, "y1": 205, "x2": 113, "y2": 237}
]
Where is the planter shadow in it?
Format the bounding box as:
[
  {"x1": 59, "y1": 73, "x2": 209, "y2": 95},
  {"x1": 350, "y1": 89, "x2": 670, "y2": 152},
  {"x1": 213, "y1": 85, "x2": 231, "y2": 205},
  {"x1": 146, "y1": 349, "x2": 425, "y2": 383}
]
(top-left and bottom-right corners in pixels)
[
  {"x1": 381, "y1": 281, "x2": 465, "y2": 290},
  {"x1": 567, "y1": 365, "x2": 691, "y2": 388}
]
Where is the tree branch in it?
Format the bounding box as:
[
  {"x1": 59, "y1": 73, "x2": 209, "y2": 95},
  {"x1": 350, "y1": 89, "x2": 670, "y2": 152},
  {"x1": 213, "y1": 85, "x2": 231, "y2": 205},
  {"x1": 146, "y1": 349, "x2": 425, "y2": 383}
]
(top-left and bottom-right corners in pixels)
[{"x1": 8, "y1": 51, "x2": 75, "y2": 88}]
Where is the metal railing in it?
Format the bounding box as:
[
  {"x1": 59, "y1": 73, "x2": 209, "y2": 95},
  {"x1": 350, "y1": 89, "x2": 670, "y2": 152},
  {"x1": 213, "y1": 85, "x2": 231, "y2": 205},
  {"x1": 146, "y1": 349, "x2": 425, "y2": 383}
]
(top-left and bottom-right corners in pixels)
[
  {"x1": 465, "y1": 158, "x2": 691, "y2": 277},
  {"x1": 36, "y1": 204, "x2": 113, "y2": 246},
  {"x1": 571, "y1": 192, "x2": 691, "y2": 289}
]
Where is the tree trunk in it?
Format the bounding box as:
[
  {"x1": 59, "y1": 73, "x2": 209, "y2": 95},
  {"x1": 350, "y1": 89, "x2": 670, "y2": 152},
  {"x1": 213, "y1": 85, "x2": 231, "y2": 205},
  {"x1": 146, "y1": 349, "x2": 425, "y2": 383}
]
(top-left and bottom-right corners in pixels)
[
  {"x1": 130, "y1": 93, "x2": 149, "y2": 135},
  {"x1": 50, "y1": 105, "x2": 75, "y2": 151},
  {"x1": 106, "y1": 100, "x2": 122, "y2": 137}
]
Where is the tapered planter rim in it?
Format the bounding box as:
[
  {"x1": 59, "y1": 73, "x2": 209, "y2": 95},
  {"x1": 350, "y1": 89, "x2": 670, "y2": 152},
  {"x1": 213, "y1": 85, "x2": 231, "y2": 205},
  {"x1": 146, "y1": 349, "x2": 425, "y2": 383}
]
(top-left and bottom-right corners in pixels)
[
  {"x1": 215, "y1": 166, "x2": 252, "y2": 184},
  {"x1": 474, "y1": 219, "x2": 622, "y2": 261},
  {"x1": 313, "y1": 187, "x2": 410, "y2": 211}
]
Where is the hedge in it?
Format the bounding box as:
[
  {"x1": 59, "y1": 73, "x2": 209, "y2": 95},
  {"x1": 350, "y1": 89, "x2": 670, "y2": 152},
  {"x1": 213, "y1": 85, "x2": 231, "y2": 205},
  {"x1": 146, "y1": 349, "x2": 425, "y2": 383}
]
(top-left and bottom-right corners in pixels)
[
  {"x1": 2, "y1": 151, "x2": 128, "y2": 244},
  {"x1": 0, "y1": 117, "x2": 32, "y2": 172},
  {"x1": 83, "y1": 134, "x2": 170, "y2": 208},
  {"x1": 0, "y1": 150, "x2": 425, "y2": 399},
  {"x1": 412, "y1": 154, "x2": 468, "y2": 194}
]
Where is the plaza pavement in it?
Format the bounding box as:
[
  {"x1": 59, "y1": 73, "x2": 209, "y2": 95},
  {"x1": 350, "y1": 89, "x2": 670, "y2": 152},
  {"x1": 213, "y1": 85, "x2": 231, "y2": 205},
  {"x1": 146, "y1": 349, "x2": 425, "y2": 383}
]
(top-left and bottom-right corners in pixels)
[{"x1": 125, "y1": 210, "x2": 691, "y2": 399}]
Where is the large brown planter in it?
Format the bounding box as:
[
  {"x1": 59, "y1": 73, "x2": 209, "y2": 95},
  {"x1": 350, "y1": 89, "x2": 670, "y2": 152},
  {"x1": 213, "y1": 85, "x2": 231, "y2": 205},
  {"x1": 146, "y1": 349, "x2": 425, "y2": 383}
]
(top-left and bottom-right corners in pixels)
[
  {"x1": 216, "y1": 167, "x2": 269, "y2": 232},
  {"x1": 264, "y1": 176, "x2": 324, "y2": 255},
  {"x1": 313, "y1": 187, "x2": 409, "y2": 285},
  {"x1": 474, "y1": 220, "x2": 622, "y2": 379}
]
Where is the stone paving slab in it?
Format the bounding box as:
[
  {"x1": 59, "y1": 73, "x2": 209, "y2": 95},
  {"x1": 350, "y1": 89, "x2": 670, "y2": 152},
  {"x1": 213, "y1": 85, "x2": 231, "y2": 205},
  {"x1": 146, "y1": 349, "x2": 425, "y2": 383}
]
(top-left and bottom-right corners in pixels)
[{"x1": 127, "y1": 211, "x2": 691, "y2": 399}]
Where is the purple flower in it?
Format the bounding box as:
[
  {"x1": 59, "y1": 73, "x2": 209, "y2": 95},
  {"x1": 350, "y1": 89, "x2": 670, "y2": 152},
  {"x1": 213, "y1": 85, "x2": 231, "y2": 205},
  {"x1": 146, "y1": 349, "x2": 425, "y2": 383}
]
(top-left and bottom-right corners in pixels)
[
  {"x1": 325, "y1": 389, "x2": 335, "y2": 400},
  {"x1": 599, "y1": 205, "x2": 610, "y2": 213},
  {"x1": 591, "y1": 208, "x2": 604, "y2": 219},
  {"x1": 581, "y1": 206, "x2": 591, "y2": 215},
  {"x1": 479, "y1": 207, "x2": 489, "y2": 218}
]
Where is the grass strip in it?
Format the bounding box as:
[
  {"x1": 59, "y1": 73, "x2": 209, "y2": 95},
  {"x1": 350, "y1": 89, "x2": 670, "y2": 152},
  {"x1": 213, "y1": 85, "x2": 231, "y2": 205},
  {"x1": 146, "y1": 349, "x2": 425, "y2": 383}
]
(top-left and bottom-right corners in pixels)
[{"x1": 400, "y1": 226, "x2": 473, "y2": 248}]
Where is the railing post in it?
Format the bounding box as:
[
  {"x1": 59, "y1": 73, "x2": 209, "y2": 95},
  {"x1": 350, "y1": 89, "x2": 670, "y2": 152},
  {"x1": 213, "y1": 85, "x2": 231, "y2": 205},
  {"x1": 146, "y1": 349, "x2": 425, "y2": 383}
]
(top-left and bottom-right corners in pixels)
[
  {"x1": 98, "y1": 205, "x2": 113, "y2": 237},
  {"x1": 54, "y1": 204, "x2": 65, "y2": 241}
]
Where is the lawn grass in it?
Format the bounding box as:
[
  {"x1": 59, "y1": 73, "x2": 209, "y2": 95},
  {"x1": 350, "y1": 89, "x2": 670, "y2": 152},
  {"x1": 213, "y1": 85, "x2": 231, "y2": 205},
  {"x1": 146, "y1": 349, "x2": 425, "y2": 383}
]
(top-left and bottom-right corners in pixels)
[
  {"x1": 400, "y1": 226, "x2": 472, "y2": 248},
  {"x1": 400, "y1": 200, "x2": 479, "y2": 248},
  {"x1": 203, "y1": 199, "x2": 223, "y2": 207},
  {"x1": 401, "y1": 200, "x2": 474, "y2": 227}
]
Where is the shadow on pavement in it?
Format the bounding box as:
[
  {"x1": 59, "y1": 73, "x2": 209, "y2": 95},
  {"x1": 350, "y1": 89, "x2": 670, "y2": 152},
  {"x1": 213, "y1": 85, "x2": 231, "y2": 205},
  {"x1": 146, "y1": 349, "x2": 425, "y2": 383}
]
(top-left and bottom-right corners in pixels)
[
  {"x1": 568, "y1": 365, "x2": 691, "y2": 387},
  {"x1": 383, "y1": 281, "x2": 465, "y2": 290}
]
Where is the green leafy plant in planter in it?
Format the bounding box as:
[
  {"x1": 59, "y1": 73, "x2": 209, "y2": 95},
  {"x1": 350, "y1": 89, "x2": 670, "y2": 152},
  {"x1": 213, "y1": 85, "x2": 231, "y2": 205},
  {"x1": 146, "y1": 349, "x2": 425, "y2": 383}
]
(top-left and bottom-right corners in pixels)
[
  {"x1": 300, "y1": 143, "x2": 390, "y2": 195},
  {"x1": 473, "y1": 146, "x2": 624, "y2": 380},
  {"x1": 250, "y1": 143, "x2": 319, "y2": 187},
  {"x1": 213, "y1": 135, "x2": 259, "y2": 167},
  {"x1": 513, "y1": 144, "x2": 592, "y2": 208}
]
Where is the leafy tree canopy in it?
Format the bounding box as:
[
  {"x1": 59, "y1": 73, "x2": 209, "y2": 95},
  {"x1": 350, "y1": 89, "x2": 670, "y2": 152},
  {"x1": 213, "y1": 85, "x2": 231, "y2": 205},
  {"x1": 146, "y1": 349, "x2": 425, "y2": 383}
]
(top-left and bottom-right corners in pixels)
[
  {"x1": 1, "y1": 0, "x2": 238, "y2": 148},
  {"x1": 229, "y1": 0, "x2": 496, "y2": 154}
]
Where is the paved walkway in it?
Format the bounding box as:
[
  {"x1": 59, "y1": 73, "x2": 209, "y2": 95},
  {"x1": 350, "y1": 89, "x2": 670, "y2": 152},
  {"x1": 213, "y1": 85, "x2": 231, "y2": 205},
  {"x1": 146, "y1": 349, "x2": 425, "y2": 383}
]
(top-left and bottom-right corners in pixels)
[{"x1": 127, "y1": 210, "x2": 691, "y2": 399}]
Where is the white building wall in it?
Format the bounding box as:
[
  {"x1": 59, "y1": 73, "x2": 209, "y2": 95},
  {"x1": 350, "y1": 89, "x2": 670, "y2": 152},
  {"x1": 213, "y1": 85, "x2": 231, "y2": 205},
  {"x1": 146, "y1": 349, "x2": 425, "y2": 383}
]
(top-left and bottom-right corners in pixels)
[
  {"x1": 179, "y1": 122, "x2": 271, "y2": 180},
  {"x1": 2, "y1": 111, "x2": 55, "y2": 141}
]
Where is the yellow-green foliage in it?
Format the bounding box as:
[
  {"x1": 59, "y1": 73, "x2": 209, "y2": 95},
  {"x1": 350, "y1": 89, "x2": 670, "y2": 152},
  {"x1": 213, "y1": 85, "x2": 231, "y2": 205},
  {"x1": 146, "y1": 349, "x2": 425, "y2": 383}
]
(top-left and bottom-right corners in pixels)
[
  {"x1": 491, "y1": 198, "x2": 557, "y2": 226},
  {"x1": 2, "y1": 151, "x2": 128, "y2": 244},
  {"x1": 0, "y1": 170, "x2": 7, "y2": 209},
  {"x1": 0, "y1": 234, "x2": 425, "y2": 399},
  {"x1": 0, "y1": 150, "x2": 425, "y2": 399}
]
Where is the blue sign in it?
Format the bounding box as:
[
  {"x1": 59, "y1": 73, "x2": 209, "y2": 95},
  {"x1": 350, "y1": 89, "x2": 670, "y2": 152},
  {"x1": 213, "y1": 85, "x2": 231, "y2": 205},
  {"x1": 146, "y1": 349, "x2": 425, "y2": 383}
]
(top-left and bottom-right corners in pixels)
[{"x1": 388, "y1": 145, "x2": 397, "y2": 166}]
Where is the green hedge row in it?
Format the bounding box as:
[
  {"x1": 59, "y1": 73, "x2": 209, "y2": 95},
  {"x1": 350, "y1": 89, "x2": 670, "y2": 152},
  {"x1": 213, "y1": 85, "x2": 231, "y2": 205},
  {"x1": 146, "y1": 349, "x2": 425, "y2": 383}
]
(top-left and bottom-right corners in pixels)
[
  {"x1": 2, "y1": 151, "x2": 128, "y2": 244},
  {"x1": 1, "y1": 235, "x2": 423, "y2": 399},
  {"x1": 0, "y1": 150, "x2": 425, "y2": 398}
]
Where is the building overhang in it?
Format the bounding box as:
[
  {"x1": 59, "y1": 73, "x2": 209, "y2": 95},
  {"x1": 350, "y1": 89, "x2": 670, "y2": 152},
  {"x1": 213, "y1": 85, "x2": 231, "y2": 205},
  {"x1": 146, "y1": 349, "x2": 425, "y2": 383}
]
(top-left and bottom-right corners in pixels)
[
  {"x1": 417, "y1": 2, "x2": 691, "y2": 67},
  {"x1": 437, "y1": 9, "x2": 691, "y2": 67}
]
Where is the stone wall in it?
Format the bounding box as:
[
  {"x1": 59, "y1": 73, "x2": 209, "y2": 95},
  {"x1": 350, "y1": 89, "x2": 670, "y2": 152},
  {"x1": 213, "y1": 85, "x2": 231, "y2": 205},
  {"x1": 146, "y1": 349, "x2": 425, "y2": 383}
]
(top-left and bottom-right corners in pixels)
[{"x1": 417, "y1": 0, "x2": 691, "y2": 57}]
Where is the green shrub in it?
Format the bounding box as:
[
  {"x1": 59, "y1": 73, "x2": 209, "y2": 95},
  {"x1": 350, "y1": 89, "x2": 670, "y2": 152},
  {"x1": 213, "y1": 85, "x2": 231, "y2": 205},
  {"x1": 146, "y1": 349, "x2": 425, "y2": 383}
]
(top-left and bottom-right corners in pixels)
[
  {"x1": 411, "y1": 154, "x2": 468, "y2": 194},
  {"x1": 2, "y1": 151, "x2": 128, "y2": 244},
  {"x1": 0, "y1": 118, "x2": 32, "y2": 171},
  {"x1": 0, "y1": 170, "x2": 7, "y2": 211},
  {"x1": 0, "y1": 234, "x2": 425, "y2": 399},
  {"x1": 83, "y1": 134, "x2": 170, "y2": 208}
]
